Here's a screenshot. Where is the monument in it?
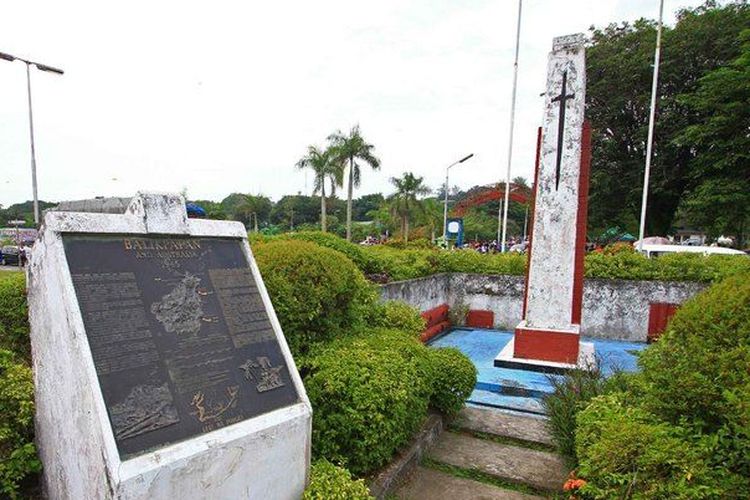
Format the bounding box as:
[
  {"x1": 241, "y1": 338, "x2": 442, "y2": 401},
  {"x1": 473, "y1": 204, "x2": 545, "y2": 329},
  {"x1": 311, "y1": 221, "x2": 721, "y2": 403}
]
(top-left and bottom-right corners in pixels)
[
  {"x1": 28, "y1": 193, "x2": 311, "y2": 499},
  {"x1": 496, "y1": 34, "x2": 595, "y2": 373}
]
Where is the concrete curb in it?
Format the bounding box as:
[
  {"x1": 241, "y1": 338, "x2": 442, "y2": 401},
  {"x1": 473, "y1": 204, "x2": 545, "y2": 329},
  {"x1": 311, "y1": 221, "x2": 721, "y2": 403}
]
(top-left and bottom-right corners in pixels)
[{"x1": 368, "y1": 413, "x2": 445, "y2": 499}]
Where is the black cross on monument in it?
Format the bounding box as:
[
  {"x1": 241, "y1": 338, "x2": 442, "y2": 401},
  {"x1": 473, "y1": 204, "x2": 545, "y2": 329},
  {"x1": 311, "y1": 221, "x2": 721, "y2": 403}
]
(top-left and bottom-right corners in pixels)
[{"x1": 550, "y1": 70, "x2": 575, "y2": 190}]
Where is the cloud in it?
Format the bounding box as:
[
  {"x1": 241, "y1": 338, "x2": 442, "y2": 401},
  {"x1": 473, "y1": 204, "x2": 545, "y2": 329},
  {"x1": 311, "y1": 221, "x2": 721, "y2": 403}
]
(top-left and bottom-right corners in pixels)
[{"x1": 0, "y1": 0, "x2": 704, "y2": 205}]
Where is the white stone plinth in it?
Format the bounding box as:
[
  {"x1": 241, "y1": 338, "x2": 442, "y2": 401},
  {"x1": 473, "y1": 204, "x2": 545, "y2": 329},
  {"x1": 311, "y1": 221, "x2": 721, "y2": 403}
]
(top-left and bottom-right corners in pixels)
[{"x1": 28, "y1": 192, "x2": 312, "y2": 500}]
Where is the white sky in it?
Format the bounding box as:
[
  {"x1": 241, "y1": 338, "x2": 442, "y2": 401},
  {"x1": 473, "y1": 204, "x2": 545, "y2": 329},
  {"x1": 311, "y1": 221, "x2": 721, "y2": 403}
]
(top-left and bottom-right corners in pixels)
[{"x1": 0, "y1": 0, "x2": 705, "y2": 206}]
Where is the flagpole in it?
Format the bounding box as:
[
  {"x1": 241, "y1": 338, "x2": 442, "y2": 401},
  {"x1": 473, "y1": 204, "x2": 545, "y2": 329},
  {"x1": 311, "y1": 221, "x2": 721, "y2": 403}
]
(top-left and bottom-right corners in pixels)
[
  {"x1": 637, "y1": 0, "x2": 664, "y2": 250},
  {"x1": 500, "y1": 0, "x2": 523, "y2": 252}
]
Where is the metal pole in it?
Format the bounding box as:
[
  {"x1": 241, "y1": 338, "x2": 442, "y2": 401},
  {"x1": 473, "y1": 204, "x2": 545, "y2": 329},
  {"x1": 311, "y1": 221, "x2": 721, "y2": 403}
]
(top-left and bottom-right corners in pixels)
[
  {"x1": 638, "y1": 0, "x2": 664, "y2": 250},
  {"x1": 26, "y1": 63, "x2": 40, "y2": 225},
  {"x1": 523, "y1": 204, "x2": 529, "y2": 240},
  {"x1": 442, "y1": 169, "x2": 450, "y2": 238},
  {"x1": 500, "y1": 0, "x2": 523, "y2": 253}
]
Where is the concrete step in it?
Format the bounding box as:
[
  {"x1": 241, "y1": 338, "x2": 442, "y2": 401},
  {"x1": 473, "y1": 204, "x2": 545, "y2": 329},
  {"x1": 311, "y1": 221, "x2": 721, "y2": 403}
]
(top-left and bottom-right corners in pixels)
[
  {"x1": 394, "y1": 466, "x2": 542, "y2": 500},
  {"x1": 453, "y1": 407, "x2": 553, "y2": 446},
  {"x1": 427, "y1": 432, "x2": 567, "y2": 492}
]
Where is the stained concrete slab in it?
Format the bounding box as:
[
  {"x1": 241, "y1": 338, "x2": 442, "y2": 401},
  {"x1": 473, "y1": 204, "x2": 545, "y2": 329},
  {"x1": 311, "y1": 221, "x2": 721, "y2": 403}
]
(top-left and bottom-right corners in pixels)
[
  {"x1": 427, "y1": 432, "x2": 567, "y2": 492},
  {"x1": 394, "y1": 466, "x2": 542, "y2": 500},
  {"x1": 453, "y1": 407, "x2": 553, "y2": 446}
]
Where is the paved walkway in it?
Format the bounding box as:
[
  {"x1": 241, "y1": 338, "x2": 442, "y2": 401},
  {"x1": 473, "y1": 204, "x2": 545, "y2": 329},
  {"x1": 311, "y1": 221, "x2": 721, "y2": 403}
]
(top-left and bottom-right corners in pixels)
[{"x1": 393, "y1": 407, "x2": 566, "y2": 499}]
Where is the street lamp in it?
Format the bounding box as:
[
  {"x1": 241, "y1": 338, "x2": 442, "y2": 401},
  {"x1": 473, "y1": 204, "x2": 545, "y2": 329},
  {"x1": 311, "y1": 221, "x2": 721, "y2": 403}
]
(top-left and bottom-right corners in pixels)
[
  {"x1": 442, "y1": 153, "x2": 474, "y2": 239},
  {"x1": 0, "y1": 51, "x2": 64, "y2": 225}
]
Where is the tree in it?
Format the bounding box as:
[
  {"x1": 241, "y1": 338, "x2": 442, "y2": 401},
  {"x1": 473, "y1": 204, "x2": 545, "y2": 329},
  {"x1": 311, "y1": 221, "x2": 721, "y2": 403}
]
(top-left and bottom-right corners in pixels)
[
  {"x1": 586, "y1": 1, "x2": 750, "y2": 237},
  {"x1": 328, "y1": 125, "x2": 381, "y2": 241},
  {"x1": 674, "y1": 29, "x2": 750, "y2": 247},
  {"x1": 388, "y1": 172, "x2": 430, "y2": 242},
  {"x1": 236, "y1": 194, "x2": 273, "y2": 231},
  {"x1": 296, "y1": 146, "x2": 343, "y2": 232},
  {"x1": 352, "y1": 193, "x2": 384, "y2": 221}
]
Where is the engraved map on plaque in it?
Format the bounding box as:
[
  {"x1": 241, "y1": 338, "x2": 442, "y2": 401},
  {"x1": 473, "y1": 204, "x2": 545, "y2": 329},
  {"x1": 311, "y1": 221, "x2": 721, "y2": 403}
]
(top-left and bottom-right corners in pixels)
[{"x1": 63, "y1": 235, "x2": 299, "y2": 458}]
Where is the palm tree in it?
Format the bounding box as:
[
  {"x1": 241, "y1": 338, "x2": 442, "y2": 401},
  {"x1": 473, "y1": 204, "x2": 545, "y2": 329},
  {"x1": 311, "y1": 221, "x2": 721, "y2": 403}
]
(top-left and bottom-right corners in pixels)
[
  {"x1": 328, "y1": 125, "x2": 381, "y2": 241},
  {"x1": 296, "y1": 146, "x2": 343, "y2": 232},
  {"x1": 389, "y1": 172, "x2": 430, "y2": 242}
]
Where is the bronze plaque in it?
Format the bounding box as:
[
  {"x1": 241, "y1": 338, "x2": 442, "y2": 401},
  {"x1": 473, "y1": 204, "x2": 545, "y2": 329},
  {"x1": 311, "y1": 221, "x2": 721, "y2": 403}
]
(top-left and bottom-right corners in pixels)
[{"x1": 63, "y1": 235, "x2": 299, "y2": 458}]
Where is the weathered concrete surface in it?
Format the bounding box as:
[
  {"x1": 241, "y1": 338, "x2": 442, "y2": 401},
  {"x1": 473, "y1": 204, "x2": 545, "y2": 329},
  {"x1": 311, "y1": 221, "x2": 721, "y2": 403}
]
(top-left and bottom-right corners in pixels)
[
  {"x1": 369, "y1": 414, "x2": 444, "y2": 500},
  {"x1": 427, "y1": 432, "x2": 567, "y2": 492},
  {"x1": 380, "y1": 273, "x2": 706, "y2": 342},
  {"x1": 394, "y1": 466, "x2": 542, "y2": 500},
  {"x1": 28, "y1": 192, "x2": 312, "y2": 500},
  {"x1": 582, "y1": 278, "x2": 706, "y2": 341},
  {"x1": 380, "y1": 274, "x2": 451, "y2": 312},
  {"x1": 525, "y1": 33, "x2": 587, "y2": 331},
  {"x1": 453, "y1": 408, "x2": 553, "y2": 446}
]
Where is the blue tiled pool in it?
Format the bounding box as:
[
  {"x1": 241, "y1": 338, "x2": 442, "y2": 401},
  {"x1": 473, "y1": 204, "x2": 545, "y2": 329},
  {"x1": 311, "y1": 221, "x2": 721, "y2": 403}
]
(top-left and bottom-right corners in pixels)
[{"x1": 429, "y1": 328, "x2": 646, "y2": 414}]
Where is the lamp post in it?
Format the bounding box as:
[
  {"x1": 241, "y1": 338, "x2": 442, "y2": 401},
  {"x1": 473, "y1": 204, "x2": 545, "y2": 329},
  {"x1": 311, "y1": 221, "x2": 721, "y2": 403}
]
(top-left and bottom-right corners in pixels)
[
  {"x1": 0, "y1": 51, "x2": 64, "y2": 225},
  {"x1": 442, "y1": 153, "x2": 474, "y2": 239}
]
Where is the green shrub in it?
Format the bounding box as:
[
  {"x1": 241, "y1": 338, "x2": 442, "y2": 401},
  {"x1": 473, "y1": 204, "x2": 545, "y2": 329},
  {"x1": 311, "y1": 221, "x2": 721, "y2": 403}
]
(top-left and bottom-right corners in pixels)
[
  {"x1": 637, "y1": 271, "x2": 750, "y2": 477},
  {"x1": 0, "y1": 273, "x2": 30, "y2": 363},
  {"x1": 253, "y1": 240, "x2": 377, "y2": 356},
  {"x1": 0, "y1": 350, "x2": 40, "y2": 499},
  {"x1": 426, "y1": 347, "x2": 476, "y2": 416},
  {"x1": 303, "y1": 459, "x2": 372, "y2": 500},
  {"x1": 285, "y1": 231, "x2": 384, "y2": 275},
  {"x1": 304, "y1": 329, "x2": 432, "y2": 475},
  {"x1": 363, "y1": 246, "x2": 439, "y2": 281},
  {"x1": 584, "y1": 248, "x2": 750, "y2": 283},
  {"x1": 436, "y1": 250, "x2": 526, "y2": 276},
  {"x1": 575, "y1": 393, "x2": 744, "y2": 499},
  {"x1": 369, "y1": 301, "x2": 425, "y2": 337}
]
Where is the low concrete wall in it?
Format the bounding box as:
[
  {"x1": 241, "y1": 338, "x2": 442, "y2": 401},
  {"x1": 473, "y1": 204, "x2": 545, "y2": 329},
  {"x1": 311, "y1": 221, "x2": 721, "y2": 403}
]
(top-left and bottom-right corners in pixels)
[
  {"x1": 380, "y1": 273, "x2": 707, "y2": 342},
  {"x1": 379, "y1": 274, "x2": 451, "y2": 312}
]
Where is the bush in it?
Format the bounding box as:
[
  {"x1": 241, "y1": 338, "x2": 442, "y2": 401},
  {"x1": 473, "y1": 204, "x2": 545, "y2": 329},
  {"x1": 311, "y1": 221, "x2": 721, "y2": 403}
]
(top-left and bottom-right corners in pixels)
[
  {"x1": 253, "y1": 240, "x2": 377, "y2": 356},
  {"x1": 363, "y1": 246, "x2": 440, "y2": 281},
  {"x1": 584, "y1": 247, "x2": 750, "y2": 283},
  {"x1": 575, "y1": 393, "x2": 744, "y2": 499},
  {"x1": 436, "y1": 250, "x2": 526, "y2": 276},
  {"x1": 284, "y1": 231, "x2": 384, "y2": 276},
  {"x1": 637, "y1": 271, "x2": 750, "y2": 477},
  {"x1": 0, "y1": 273, "x2": 30, "y2": 363},
  {"x1": 303, "y1": 460, "x2": 372, "y2": 500},
  {"x1": 0, "y1": 350, "x2": 40, "y2": 499},
  {"x1": 426, "y1": 347, "x2": 476, "y2": 416},
  {"x1": 304, "y1": 329, "x2": 432, "y2": 475},
  {"x1": 369, "y1": 301, "x2": 425, "y2": 337}
]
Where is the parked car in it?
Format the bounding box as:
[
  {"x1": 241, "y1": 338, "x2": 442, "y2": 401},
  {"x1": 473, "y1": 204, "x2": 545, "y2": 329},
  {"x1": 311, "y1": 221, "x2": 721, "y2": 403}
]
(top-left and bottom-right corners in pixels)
[
  {"x1": 1, "y1": 245, "x2": 19, "y2": 266},
  {"x1": 637, "y1": 243, "x2": 746, "y2": 259}
]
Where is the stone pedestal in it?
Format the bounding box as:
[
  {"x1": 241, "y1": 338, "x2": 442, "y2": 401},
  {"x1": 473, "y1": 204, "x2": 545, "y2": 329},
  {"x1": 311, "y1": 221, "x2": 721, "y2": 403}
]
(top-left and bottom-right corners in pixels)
[{"x1": 28, "y1": 192, "x2": 311, "y2": 499}]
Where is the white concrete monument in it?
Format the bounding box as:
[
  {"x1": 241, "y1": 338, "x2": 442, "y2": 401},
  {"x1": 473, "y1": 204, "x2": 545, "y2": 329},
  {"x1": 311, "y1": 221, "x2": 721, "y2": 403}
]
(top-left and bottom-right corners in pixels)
[
  {"x1": 496, "y1": 34, "x2": 595, "y2": 372},
  {"x1": 28, "y1": 192, "x2": 311, "y2": 499}
]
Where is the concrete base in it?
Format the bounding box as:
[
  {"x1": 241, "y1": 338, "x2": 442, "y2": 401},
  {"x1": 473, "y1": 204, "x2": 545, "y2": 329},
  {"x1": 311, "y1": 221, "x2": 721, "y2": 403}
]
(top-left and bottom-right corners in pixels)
[
  {"x1": 494, "y1": 339, "x2": 596, "y2": 374},
  {"x1": 28, "y1": 193, "x2": 312, "y2": 500}
]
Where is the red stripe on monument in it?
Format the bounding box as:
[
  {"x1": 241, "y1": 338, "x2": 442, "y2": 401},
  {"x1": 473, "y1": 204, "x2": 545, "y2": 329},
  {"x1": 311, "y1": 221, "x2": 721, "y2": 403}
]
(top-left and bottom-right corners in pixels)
[
  {"x1": 522, "y1": 127, "x2": 543, "y2": 320},
  {"x1": 571, "y1": 121, "x2": 592, "y2": 325}
]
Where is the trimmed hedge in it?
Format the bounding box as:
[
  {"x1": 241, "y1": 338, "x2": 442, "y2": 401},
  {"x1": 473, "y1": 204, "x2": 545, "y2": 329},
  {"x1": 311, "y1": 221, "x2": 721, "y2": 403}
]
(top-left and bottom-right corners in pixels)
[
  {"x1": 0, "y1": 273, "x2": 30, "y2": 363},
  {"x1": 250, "y1": 231, "x2": 750, "y2": 283},
  {"x1": 0, "y1": 351, "x2": 39, "y2": 499},
  {"x1": 576, "y1": 393, "x2": 737, "y2": 499},
  {"x1": 304, "y1": 329, "x2": 476, "y2": 475},
  {"x1": 303, "y1": 460, "x2": 372, "y2": 500},
  {"x1": 568, "y1": 272, "x2": 750, "y2": 497},
  {"x1": 369, "y1": 300, "x2": 425, "y2": 337},
  {"x1": 426, "y1": 347, "x2": 477, "y2": 416},
  {"x1": 253, "y1": 240, "x2": 377, "y2": 356},
  {"x1": 305, "y1": 329, "x2": 433, "y2": 475}
]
